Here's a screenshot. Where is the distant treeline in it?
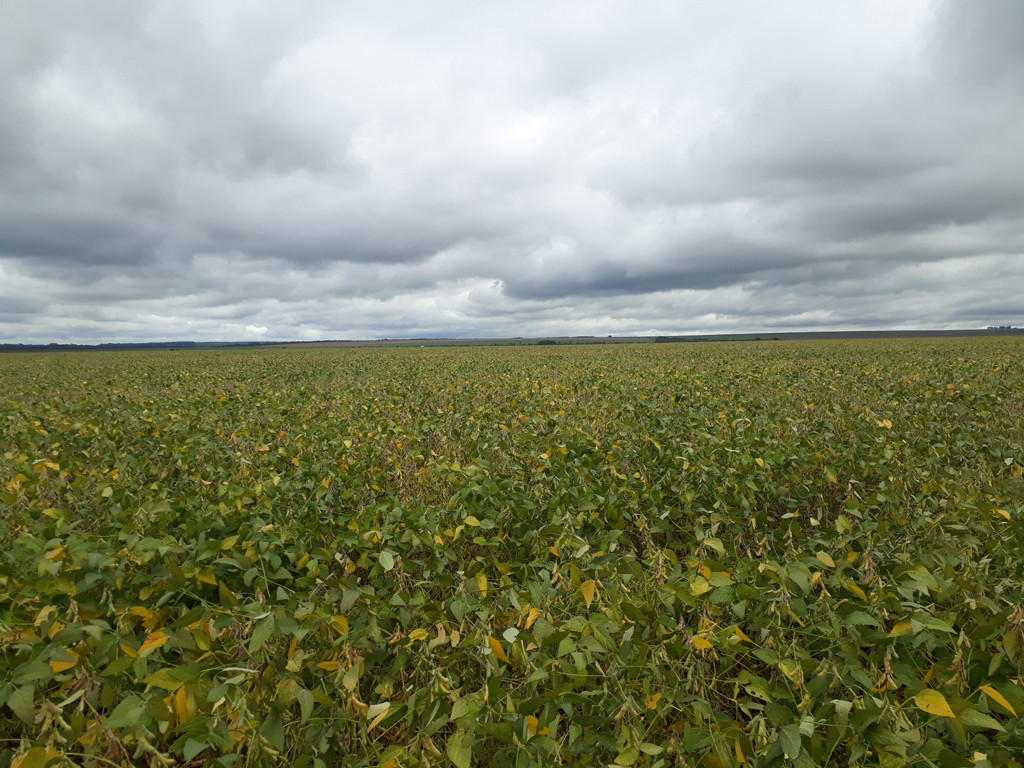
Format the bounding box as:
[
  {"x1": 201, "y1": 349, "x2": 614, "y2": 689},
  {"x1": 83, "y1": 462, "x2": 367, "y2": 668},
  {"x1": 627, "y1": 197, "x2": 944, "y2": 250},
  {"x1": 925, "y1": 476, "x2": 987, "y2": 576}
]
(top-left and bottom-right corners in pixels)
[
  {"x1": 0, "y1": 341, "x2": 199, "y2": 352},
  {"x1": 654, "y1": 335, "x2": 782, "y2": 343}
]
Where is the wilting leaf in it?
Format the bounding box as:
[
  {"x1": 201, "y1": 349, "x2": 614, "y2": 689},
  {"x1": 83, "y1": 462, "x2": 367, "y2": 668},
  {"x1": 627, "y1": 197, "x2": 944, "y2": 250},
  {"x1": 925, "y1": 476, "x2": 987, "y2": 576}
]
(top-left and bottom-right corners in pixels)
[
  {"x1": 486, "y1": 636, "x2": 509, "y2": 663},
  {"x1": 139, "y1": 631, "x2": 168, "y2": 654},
  {"x1": 580, "y1": 579, "x2": 596, "y2": 608},
  {"x1": 524, "y1": 607, "x2": 542, "y2": 630}
]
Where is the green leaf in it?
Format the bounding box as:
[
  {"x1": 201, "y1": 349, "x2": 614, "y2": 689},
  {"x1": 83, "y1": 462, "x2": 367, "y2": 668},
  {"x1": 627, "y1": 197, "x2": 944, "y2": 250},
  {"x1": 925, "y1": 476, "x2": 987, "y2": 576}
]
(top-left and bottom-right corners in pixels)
[
  {"x1": 614, "y1": 746, "x2": 639, "y2": 765},
  {"x1": 106, "y1": 695, "x2": 146, "y2": 728},
  {"x1": 844, "y1": 611, "x2": 879, "y2": 626},
  {"x1": 249, "y1": 613, "x2": 275, "y2": 654},
  {"x1": 143, "y1": 668, "x2": 185, "y2": 691},
  {"x1": 12, "y1": 747, "x2": 53, "y2": 768},
  {"x1": 295, "y1": 686, "x2": 314, "y2": 723},
  {"x1": 343, "y1": 665, "x2": 360, "y2": 691},
  {"x1": 780, "y1": 723, "x2": 802, "y2": 760},
  {"x1": 912, "y1": 613, "x2": 955, "y2": 633},
  {"x1": 379, "y1": 550, "x2": 395, "y2": 571},
  {"x1": 955, "y1": 707, "x2": 1003, "y2": 731},
  {"x1": 446, "y1": 728, "x2": 473, "y2": 768},
  {"x1": 183, "y1": 738, "x2": 207, "y2": 762},
  {"x1": 261, "y1": 711, "x2": 285, "y2": 751},
  {"x1": 6, "y1": 684, "x2": 34, "y2": 724},
  {"x1": 12, "y1": 660, "x2": 52, "y2": 685}
]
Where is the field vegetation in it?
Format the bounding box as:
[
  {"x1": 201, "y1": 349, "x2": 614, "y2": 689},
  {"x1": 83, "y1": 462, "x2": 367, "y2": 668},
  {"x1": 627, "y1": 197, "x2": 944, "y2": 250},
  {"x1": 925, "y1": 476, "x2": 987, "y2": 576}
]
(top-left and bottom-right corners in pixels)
[{"x1": 1, "y1": 339, "x2": 1023, "y2": 767}]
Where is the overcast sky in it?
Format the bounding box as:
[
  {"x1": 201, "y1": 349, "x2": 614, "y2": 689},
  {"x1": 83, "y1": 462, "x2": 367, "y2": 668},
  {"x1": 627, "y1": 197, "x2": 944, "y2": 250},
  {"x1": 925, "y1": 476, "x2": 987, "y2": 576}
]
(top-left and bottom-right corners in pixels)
[{"x1": 2, "y1": 1, "x2": 1022, "y2": 342}]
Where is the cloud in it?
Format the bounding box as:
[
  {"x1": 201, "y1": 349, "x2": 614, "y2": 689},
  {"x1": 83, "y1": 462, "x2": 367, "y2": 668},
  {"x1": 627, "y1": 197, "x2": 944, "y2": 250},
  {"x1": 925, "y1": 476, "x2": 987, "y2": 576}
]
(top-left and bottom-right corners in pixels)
[{"x1": 1, "y1": 0, "x2": 1022, "y2": 343}]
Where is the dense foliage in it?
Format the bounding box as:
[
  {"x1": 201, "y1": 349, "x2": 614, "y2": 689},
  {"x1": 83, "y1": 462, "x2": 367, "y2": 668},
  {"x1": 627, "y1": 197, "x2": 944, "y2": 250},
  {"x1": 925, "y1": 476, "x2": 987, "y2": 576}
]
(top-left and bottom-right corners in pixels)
[{"x1": 1, "y1": 340, "x2": 1022, "y2": 768}]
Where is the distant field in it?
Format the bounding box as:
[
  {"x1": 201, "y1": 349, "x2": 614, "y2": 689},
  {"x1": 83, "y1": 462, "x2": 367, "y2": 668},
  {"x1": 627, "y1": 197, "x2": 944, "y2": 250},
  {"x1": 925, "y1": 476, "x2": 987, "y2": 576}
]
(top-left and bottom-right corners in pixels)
[
  {"x1": 1, "y1": 339, "x2": 1022, "y2": 767},
  {"x1": 270, "y1": 328, "x2": 1024, "y2": 348}
]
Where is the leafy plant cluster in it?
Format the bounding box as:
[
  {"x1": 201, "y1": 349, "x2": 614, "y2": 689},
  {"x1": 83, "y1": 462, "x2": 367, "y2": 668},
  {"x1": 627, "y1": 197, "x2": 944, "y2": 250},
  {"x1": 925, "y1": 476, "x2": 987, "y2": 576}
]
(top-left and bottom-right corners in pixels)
[{"x1": 1, "y1": 339, "x2": 1022, "y2": 768}]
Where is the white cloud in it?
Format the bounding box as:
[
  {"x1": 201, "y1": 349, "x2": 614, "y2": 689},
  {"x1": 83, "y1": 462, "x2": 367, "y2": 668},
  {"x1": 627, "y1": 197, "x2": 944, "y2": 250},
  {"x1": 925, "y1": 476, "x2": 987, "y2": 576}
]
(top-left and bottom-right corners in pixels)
[{"x1": 0, "y1": 0, "x2": 1022, "y2": 343}]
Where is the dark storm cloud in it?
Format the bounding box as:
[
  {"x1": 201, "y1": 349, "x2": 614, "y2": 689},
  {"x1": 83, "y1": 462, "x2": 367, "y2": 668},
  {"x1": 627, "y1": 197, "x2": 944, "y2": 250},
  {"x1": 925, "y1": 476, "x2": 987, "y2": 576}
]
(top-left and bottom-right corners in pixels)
[
  {"x1": 500, "y1": 240, "x2": 808, "y2": 300},
  {"x1": 1, "y1": 1, "x2": 1022, "y2": 343}
]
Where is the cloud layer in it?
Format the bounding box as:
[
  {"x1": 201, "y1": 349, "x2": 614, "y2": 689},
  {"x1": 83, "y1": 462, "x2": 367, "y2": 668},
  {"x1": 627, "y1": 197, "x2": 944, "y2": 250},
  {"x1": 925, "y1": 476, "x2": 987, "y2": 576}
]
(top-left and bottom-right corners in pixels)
[{"x1": 2, "y1": 1, "x2": 1022, "y2": 342}]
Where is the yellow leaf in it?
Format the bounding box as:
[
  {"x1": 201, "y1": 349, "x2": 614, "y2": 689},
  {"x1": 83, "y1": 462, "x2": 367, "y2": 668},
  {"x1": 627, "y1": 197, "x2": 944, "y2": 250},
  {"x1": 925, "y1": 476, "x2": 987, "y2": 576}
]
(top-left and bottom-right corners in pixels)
[
  {"x1": 580, "y1": 580, "x2": 597, "y2": 608},
  {"x1": 733, "y1": 626, "x2": 753, "y2": 643},
  {"x1": 702, "y1": 537, "x2": 725, "y2": 554},
  {"x1": 139, "y1": 631, "x2": 168, "y2": 654},
  {"x1": 331, "y1": 616, "x2": 349, "y2": 636},
  {"x1": 645, "y1": 693, "x2": 662, "y2": 710},
  {"x1": 49, "y1": 650, "x2": 78, "y2": 673},
  {"x1": 735, "y1": 738, "x2": 747, "y2": 764},
  {"x1": 12, "y1": 747, "x2": 62, "y2": 768},
  {"x1": 889, "y1": 619, "x2": 914, "y2": 637},
  {"x1": 464, "y1": 515, "x2": 480, "y2": 527},
  {"x1": 779, "y1": 659, "x2": 802, "y2": 683},
  {"x1": 916, "y1": 689, "x2": 956, "y2": 718},
  {"x1": 317, "y1": 660, "x2": 340, "y2": 671},
  {"x1": 691, "y1": 636, "x2": 713, "y2": 650},
  {"x1": 33, "y1": 605, "x2": 57, "y2": 628},
  {"x1": 994, "y1": 508, "x2": 1011, "y2": 521},
  {"x1": 691, "y1": 579, "x2": 712, "y2": 596},
  {"x1": 843, "y1": 580, "x2": 867, "y2": 601},
  {"x1": 815, "y1": 552, "x2": 835, "y2": 568},
  {"x1": 475, "y1": 572, "x2": 488, "y2": 598},
  {"x1": 196, "y1": 569, "x2": 217, "y2": 586},
  {"x1": 524, "y1": 607, "x2": 542, "y2": 630},
  {"x1": 486, "y1": 636, "x2": 509, "y2": 663},
  {"x1": 408, "y1": 628, "x2": 428, "y2": 642},
  {"x1": 755, "y1": 457, "x2": 765, "y2": 468},
  {"x1": 174, "y1": 686, "x2": 193, "y2": 724},
  {"x1": 526, "y1": 715, "x2": 551, "y2": 736},
  {"x1": 980, "y1": 685, "x2": 1017, "y2": 717},
  {"x1": 349, "y1": 694, "x2": 368, "y2": 716},
  {"x1": 549, "y1": 545, "x2": 559, "y2": 556},
  {"x1": 526, "y1": 715, "x2": 539, "y2": 735},
  {"x1": 119, "y1": 642, "x2": 139, "y2": 659}
]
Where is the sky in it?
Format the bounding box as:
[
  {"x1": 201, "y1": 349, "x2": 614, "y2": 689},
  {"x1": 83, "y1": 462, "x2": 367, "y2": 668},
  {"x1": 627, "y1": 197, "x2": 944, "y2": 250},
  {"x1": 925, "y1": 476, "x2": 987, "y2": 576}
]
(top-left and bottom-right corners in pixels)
[{"x1": 2, "y1": 1, "x2": 1023, "y2": 343}]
